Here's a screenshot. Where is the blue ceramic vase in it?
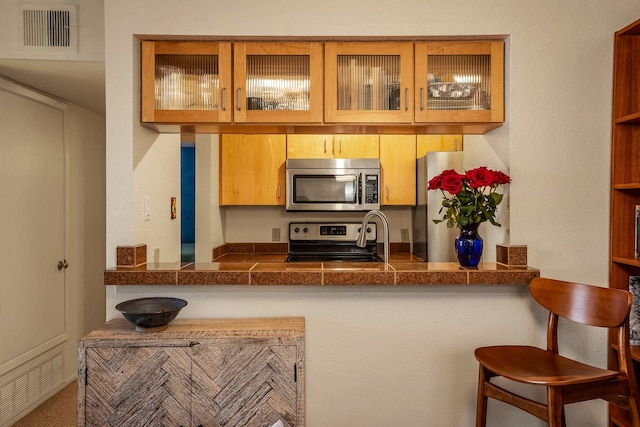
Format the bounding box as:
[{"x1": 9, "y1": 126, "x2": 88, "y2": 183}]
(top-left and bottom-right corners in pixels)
[{"x1": 455, "y1": 223, "x2": 483, "y2": 267}]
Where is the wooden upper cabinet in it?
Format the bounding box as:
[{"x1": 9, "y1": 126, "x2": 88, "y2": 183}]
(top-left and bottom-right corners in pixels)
[
  {"x1": 287, "y1": 134, "x2": 334, "y2": 158},
  {"x1": 324, "y1": 42, "x2": 415, "y2": 123},
  {"x1": 141, "y1": 41, "x2": 232, "y2": 123},
  {"x1": 416, "y1": 135, "x2": 463, "y2": 157},
  {"x1": 287, "y1": 134, "x2": 379, "y2": 158},
  {"x1": 233, "y1": 42, "x2": 324, "y2": 123},
  {"x1": 380, "y1": 135, "x2": 416, "y2": 205},
  {"x1": 139, "y1": 39, "x2": 506, "y2": 133},
  {"x1": 219, "y1": 134, "x2": 286, "y2": 205},
  {"x1": 414, "y1": 41, "x2": 504, "y2": 124},
  {"x1": 333, "y1": 135, "x2": 379, "y2": 158}
]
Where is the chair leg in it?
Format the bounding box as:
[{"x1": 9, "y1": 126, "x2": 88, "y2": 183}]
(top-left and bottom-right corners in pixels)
[
  {"x1": 547, "y1": 387, "x2": 564, "y2": 427},
  {"x1": 476, "y1": 365, "x2": 489, "y2": 427},
  {"x1": 627, "y1": 391, "x2": 640, "y2": 427}
]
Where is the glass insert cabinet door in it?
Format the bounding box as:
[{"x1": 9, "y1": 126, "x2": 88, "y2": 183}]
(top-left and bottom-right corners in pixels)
[
  {"x1": 141, "y1": 41, "x2": 232, "y2": 123},
  {"x1": 324, "y1": 42, "x2": 415, "y2": 123},
  {"x1": 414, "y1": 41, "x2": 504, "y2": 123},
  {"x1": 233, "y1": 42, "x2": 324, "y2": 123}
]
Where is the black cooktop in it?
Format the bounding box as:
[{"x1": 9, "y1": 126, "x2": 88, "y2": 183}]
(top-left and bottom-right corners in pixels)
[{"x1": 286, "y1": 247, "x2": 382, "y2": 263}]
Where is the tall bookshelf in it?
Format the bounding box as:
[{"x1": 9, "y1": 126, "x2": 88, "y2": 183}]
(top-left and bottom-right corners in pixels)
[{"x1": 609, "y1": 17, "x2": 640, "y2": 427}]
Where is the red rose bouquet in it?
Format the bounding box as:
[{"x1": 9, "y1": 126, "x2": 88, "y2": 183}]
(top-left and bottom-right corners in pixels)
[{"x1": 427, "y1": 166, "x2": 511, "y2": 228}]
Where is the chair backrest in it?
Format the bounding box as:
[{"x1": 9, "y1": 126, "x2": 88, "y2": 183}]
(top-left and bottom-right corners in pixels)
[{"x1": 530, "y1": 277, "x2": 632, "y2": 328}]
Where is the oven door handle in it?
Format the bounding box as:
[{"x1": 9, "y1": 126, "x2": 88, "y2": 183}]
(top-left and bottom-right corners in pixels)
[{"x1": 357, "y1": 173, "x2": 362, "y2": 205}]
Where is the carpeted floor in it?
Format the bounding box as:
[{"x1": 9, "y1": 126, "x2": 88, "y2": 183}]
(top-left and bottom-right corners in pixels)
[{"x1": 12, "y1": 381, "x2": 76, "y2": 426}]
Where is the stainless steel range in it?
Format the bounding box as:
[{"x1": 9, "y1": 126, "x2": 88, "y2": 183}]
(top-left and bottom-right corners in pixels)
[{"x1": 286, "y1": 222, "x2": 381, "y2": 262}]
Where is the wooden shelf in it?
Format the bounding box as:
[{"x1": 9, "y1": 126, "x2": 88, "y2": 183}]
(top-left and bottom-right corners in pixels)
[
  {"x1": 609, "y1": 17, "x2": 640, "y2": 427},
  {"x1": 616, "y1": 111, "x2": 640, "y2": 124},
  {"x1": 613, "y1": 183, "x2": 640, "y2": 191},
  {"x1": 612, "y1": 257, "x2": 640, "y2": 268}
]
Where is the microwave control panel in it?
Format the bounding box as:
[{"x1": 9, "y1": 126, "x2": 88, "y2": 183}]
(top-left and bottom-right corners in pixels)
[{"x1": 364, "y1": 175, "x2": 379, "y2": 204}]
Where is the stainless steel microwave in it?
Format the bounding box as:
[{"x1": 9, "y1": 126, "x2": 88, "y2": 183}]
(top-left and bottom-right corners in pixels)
[{"x1": 285, "y1": 158, "x2": 380, "y2": 211}]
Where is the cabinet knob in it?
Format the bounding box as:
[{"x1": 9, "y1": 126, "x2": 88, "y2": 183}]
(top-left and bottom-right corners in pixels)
[{"x1": 57, "y1": 259, "x2": 69, "y2": 270}]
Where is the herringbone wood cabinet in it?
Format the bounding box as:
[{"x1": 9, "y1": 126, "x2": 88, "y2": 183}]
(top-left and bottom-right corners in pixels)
[{"x1": 77, "y1": 318, "x2": 305, "y2": 427}]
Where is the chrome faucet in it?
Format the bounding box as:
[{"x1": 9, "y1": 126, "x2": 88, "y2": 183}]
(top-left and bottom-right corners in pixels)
[{"x1": 357, "y1": 209, "x2": 389, "y2": 268}]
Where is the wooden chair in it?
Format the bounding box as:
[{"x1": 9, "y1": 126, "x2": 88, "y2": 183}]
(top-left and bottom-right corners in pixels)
[{"x1": 474, "y1": 277, "x2": 640, "y2": 426}]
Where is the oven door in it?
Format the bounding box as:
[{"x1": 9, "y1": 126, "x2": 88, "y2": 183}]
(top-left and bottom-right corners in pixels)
[{"x1": 286, "y1": 171, "x2": 361, "y2": 211}]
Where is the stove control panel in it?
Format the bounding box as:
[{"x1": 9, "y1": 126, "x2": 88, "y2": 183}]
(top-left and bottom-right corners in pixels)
[{"x1": 289, "y1": 222, "x2": 376, "y2": 241}]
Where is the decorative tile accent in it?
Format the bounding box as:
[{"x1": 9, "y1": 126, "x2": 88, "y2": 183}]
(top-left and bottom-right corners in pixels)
[
  {"x1": 496, "y1": 245, "x2": 528, "y2": 267},
  {"x1": 212, "y1": 244, "x2": 229, "y2": 261},
  {"x1": 212, "y1": 243, "x2": 289, "y2": 261},
  {"x1": 178, "y1": 270, "x2": 251, "y2": 285},
  {"x1": 116, "y1": 244, "x2": 147, "y2": 268},
  {"x1": 254, "y1": 243, "x2": 289, "y2": 254},
  {"x1": 252, "y1": 271, "x2": 324, "y2": 286},
  {"x1": 390, "y1": 242, "x2": 410, "y2": 254},
  {"x1": 396, "y1": 270, "x2": 468, "y2": 285},
  {"x1": 323, "y1": 271, "x2": 395, "y2": 286},
  {"x1": 468, "y1": 262, "x2": 539, "y2": 285},
  {"x1": 223, "y1": 243, "x2": 254, "y2": 254},
  {"x1": 103, "y1": 270, "x2": 176, "y2": 285}
]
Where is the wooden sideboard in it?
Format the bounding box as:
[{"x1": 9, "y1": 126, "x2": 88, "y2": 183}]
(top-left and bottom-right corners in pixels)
[{"x1": 78, "y1": 317, "x2": 305, "y2": 427}]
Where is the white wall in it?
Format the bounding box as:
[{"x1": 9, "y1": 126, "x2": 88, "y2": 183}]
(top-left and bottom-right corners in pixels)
[
  {"x1": 132, "y1": 132, "x2": 181, "y2": 261},
  {"x1": 105, "y1": 1, "x2": 640, "y2": 425},
  {"x1": 64, "y1": 103, "x2": 106, "y2": 366}
]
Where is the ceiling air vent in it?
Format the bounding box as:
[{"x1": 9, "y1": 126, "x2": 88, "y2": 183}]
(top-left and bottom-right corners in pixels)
[{"x1": 18, "y1": 4, "x2": 77, "y2": 52}]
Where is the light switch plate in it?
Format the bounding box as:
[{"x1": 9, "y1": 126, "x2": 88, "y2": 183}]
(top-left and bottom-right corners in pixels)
[
  {"x1": 144, "y1": 196, "x2": 151, "y2": 221},
  {"x1": 272, "y1": 228, "x2": 281, "y2": 242},
  {"x1": 401, "y1": 228, "x2": 410, "y2": 242}
]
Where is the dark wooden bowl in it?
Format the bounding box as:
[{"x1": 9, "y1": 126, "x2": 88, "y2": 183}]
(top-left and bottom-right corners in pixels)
[{"x1": 115, "y1": 297, "x2": 187, "y2": 332}]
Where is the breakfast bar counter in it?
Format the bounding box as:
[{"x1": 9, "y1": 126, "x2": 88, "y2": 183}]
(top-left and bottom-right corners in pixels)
[
  {"x1": 104, "y1": 251, "x2": 539, "y2": 287},
  {"x1": 105, "y1": 242, "x2": 539, "y2": 286}
]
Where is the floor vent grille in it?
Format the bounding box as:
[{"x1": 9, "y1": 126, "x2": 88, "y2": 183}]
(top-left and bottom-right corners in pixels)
[
  {"x1": 0, "y1": 353, "x2": 64, "y2": 425},
  {"x1": 19, "y1": 4, "x2": 77, "y2": 52}
]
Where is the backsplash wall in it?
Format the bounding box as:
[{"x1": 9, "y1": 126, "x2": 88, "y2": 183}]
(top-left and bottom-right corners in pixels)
[{"x1": 221, "y1": 205, "x2": 413, "y2": 244}]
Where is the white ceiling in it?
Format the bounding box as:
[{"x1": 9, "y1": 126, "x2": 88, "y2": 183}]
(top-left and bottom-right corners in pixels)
[{"x1": 0, "y1": 59, "x2": 105, "y2": 116}]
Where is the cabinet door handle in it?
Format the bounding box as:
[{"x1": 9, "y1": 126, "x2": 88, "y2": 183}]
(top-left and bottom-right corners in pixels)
[
  {"x1": 405, "y1": 88, "x2": 409, "y2": 111},
  {"x1": 221, "y1": 88, "x2": 226, "y2": 111},
  {"x1": 57, "y1": 259, "x2": 69, "y2": 270},
  {"x1": 420, "y1": 87, "x2": 424, "y2": 111},
  {"x1": 324, "y1": 139, "x2": 327, "y2": 154},
  {"x1": 385, "y1": 186, "x2": 389, "y2": 201},
  {"x1": 339, "y1": 140, "x2": 342, "y2": 154},
  {"x1": 277, "y1": 184, "x2": 281, "y2": 199},
  {"x1": 237, "y1": 88, "x2": 242, "y2": 111}
]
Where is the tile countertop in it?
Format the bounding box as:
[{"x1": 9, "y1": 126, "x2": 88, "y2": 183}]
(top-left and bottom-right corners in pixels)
[{"x1": 104, "y1": 243, "x2": 540, "y2": 286}]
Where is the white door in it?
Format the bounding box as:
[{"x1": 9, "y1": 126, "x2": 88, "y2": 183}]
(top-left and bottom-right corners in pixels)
[{"x1": 0, "y1": 88, "x2": 66, "y2": 371}]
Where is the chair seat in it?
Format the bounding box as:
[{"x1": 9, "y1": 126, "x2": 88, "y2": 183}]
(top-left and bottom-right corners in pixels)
[{"x1": 475, "y1": 345, "x2": 621, "y2": 386}]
